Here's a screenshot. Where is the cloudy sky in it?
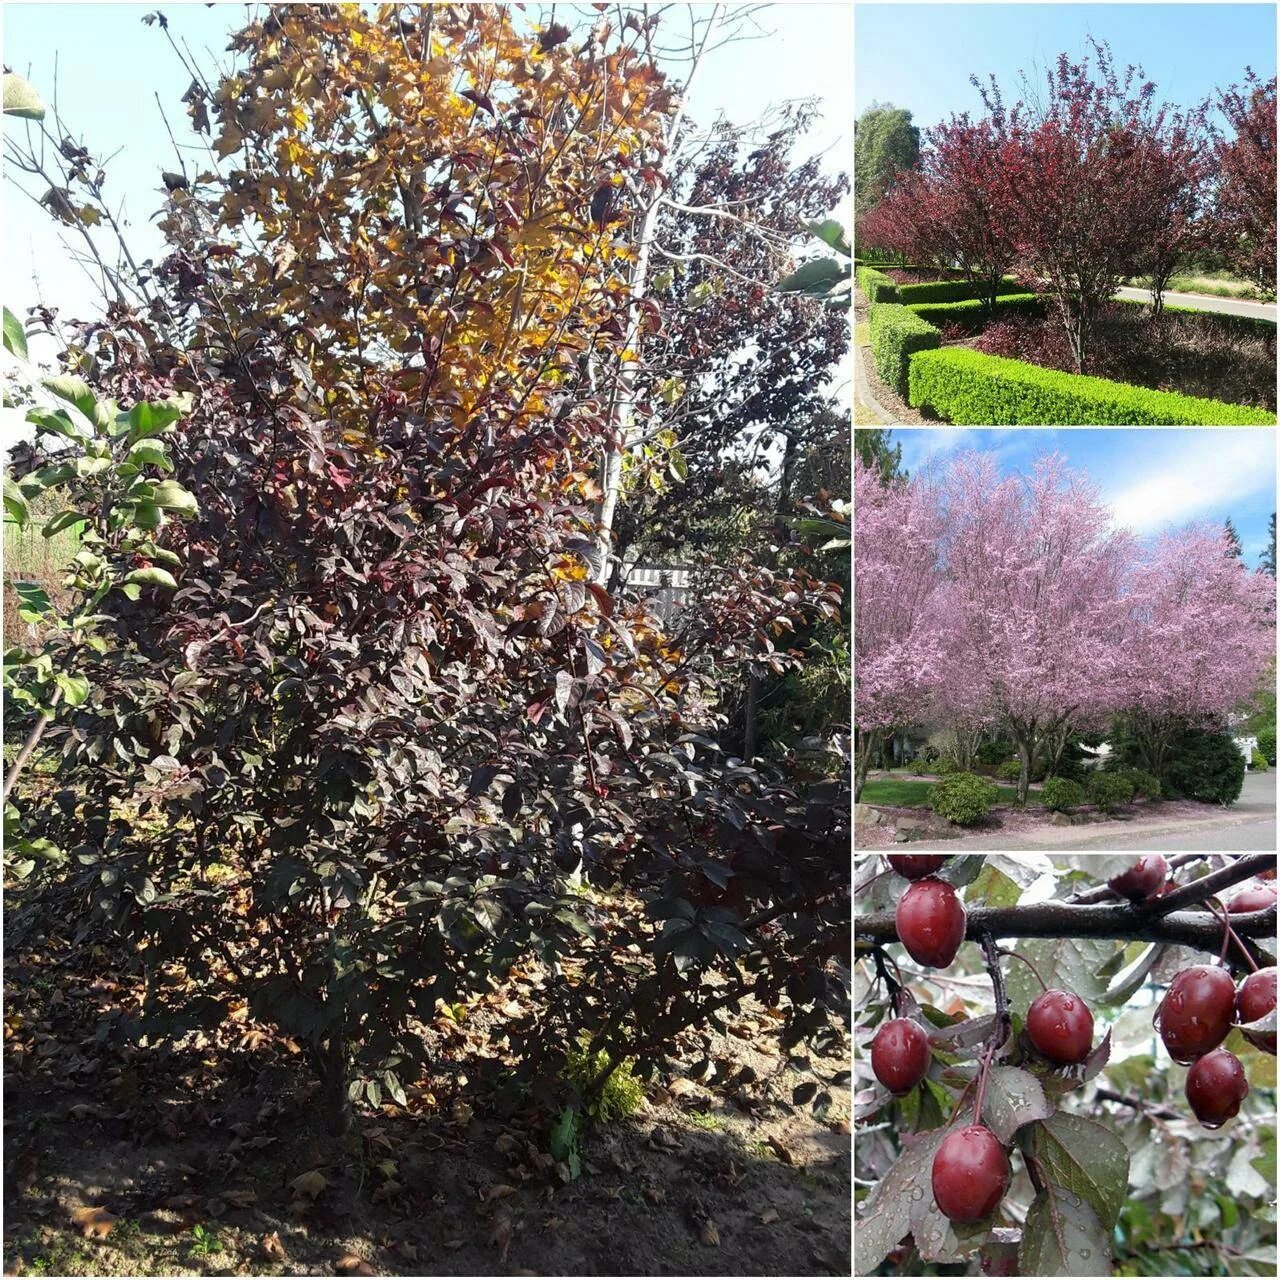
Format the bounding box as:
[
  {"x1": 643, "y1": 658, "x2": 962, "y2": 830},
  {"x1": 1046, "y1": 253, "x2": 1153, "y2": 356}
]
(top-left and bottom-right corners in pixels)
[{"x1": 880, "y1": 428, "x2": 1278, "y2": 566}]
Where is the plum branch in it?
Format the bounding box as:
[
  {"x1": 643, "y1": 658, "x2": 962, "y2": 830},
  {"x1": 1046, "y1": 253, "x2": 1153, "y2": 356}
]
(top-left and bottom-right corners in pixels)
[{"x1": 856, "y1": 855, "x2": 1276, "y2": 968}]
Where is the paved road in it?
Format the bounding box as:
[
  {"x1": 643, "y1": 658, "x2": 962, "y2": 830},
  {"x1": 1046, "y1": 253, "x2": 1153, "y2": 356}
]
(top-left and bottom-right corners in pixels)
[
  {"x1": 1114, "y1": 286, "x2": 1277, "y2": 321},
  {"x1": 896, "y1": 771, "x2": 1277, "y2": 853}
]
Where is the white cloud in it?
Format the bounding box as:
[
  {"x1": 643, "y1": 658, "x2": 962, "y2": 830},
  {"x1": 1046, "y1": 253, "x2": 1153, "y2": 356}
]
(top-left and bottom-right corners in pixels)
[
  {"x1": 894, "y1": 427, "x2": 974, "y2": 475},
  {"x1": 1103, "y1": 431, "x2": 1276, "y2": 534}
]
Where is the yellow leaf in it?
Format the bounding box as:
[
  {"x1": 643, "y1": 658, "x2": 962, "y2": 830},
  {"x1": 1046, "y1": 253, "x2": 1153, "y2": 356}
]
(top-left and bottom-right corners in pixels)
[
  {"x1": 288, "y1": 1169, "x2": 328, "y2": 1199},
  {"x1": 71, "y1": 1207, "x2": 117, "y2": 1239}
]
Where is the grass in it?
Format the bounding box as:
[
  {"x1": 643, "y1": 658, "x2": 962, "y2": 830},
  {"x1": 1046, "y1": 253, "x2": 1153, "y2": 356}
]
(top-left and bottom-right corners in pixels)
[
  {"x1": 1125, "y1": 272, "x2": 1265, "y2": 301},
  {"x1": 859, "y1": 778, "x2": 1043, "y2": 810},
  {"x1": 854, "y1": 322, "x2": 870, "y2": 346}
]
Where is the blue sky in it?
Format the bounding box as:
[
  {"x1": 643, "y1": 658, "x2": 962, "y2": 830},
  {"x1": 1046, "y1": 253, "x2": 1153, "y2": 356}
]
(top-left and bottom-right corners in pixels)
[
  {"x1": 2, "y1": 2, "x2": 850, "y2": 333},
  {"x1": 855, "y1": 2, "x2": 1277, "y2": 133},
  {"x1": 886, "y1": 428, "x2": 1277, "y2": 564}
]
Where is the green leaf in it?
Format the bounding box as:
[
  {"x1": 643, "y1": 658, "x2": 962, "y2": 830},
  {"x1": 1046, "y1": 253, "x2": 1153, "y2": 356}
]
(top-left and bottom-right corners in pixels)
[
  {"x1": 148, "y1": 479, "x2": 199, "y2": 517},
  {"x1": 981, "y1": 1066, "x2": 1052, "y2": 1142},
  {"x1": 3, "y1": 476, "x2": 29, "y2": 527},
  {"x1": 806, "y1": 216, "x2": 850, "y2": 256},
  {"x1": 126, "y1": 441, "x2": 173, "y2": 472},
  {"x1": 965, "y1": 863, "x2": 1022, "y2": 908},
  {"x1": 3, "y1": 72, "x2": 45, "y2": 120},
  {"x1": 1003, "y1": 937, "x2": 1117, "y2": 1017},
  {"x1": 26, "y1": 406, "x2": 86, "y2": 441},
  {"x1": 123, "y1": 566, "x2": 178, "y2": 590},
  {"x1": 1025, "y1": 1112, "x2": 1129, "y2": 1229},
  {"x1": 42, "y1": 510, "x2": 84, "y2": 538},
  {"x1": 776, "y1": 257, "x2": 845, "y2": 296},
  {"x1": 668, "y1": 449, "x2": 688, "y2": 482},
  {"x1": 1018, "y1": 1184, "x2": 1110, "y2": 1276},
  {"x1": 854, "y1": 1124, "x2": 950, "y2": 1275},
  {"x1": 125, "y1": 400, "x2": 182, "y2": 443},
  {"x1": 55, "y1": 673, "x2": 90, "y2": 706},
  {"x1": 14, "y1": 582, "x2": 53, "y2": 622},
  {"x1": 42, "y1": 374, "x2": 96, "y2": 418},
  {"x1": 3, "y1": 305, "x2": 28, "y2": 358}
]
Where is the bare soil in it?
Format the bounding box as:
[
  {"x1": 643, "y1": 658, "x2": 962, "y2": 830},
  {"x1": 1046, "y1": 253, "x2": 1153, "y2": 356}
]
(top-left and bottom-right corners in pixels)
[{"x1": 3, "y1": 931, "x2": 850, "y2": 1278}]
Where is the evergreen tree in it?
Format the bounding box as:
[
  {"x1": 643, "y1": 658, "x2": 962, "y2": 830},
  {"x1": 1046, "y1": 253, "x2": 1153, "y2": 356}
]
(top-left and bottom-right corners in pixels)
[
  {"x1": 1261, "y1": 512, "x2": 1276, "y2": 577},
  {"x1": 1224, "y1": 517, "x2": 1244, "y2": 560},
  {"x1": 854, "y1": 103, "x2": 920, "y2": 215},
  {"x1": 855, "y1": 428, "x2": 903, "y2": 483}
]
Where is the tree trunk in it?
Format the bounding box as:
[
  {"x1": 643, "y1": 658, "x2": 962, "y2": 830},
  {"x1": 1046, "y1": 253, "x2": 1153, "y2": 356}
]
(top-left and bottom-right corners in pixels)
[
  {"x1": 594, "y1": 7, "x2": 722, "y2": 580},
  {"x1": 855, "y1": 728, "x2": 881, "y2": 802},
  {"x1": 742, "y1": 670, "x2": 761, "y2": 761},
  {"x1": 1014, "y1": 730, "x2": 1033, "y2": 805},
  {"x1": 318, "y1": 1035, "x2": 352, "y2": 1136}
]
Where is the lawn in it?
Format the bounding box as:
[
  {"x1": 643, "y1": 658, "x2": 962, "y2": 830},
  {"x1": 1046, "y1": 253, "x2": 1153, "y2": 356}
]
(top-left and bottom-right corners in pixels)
[{"x1": 860, "y1": 778, "x2": 1044, "y2": 809}]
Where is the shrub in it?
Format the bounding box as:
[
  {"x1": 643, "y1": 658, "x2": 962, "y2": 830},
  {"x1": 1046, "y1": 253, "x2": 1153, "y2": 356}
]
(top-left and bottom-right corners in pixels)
[
  {"x1": 929, "y1": 772, "x2": 999, "y2": 826},
  {"x1": 1115, "y1": 295, "x2": 1278, "y2": 343},
  {"x1": 1121, "y1": 768, "x2": 1162, "y2": 800},
  {"x1": 1258, "y1": 725, "x2": 1276, "y2": 765},
  {"x1": 869, "y1": 303, "x2": 940, "y2": 396},
  {"x1": 907, "y1": 348, "x2": 1277, "y2": 425},
  {"x1": 994, "y1": 759, "x2": 1022, "y2": 781},
  {"x1": 563, "y1": 1044, "x2": 644, "y2": 1122},
  {"x1": 975, "y1": 738, "x2": 1015, "y2": 768},
  {"x1": 1041, "y1": 777, "x2": 1086, "y2": 812},
  {"x1": 973, "y1": 314, "x2": 1076, "y2": 368},
  {"x1": 934, "y1": 756, "x2": 961, "y2": 776},
  {"x1": 1087, "y1": 772, "x2": 1135, "y2": 813},
  {"x1": 1164, "y1": 729, "x2": 1247, "y2": 805},
  {"x1": 1251, "y1": 749, "x2": 1269, "y2": 771},
  {"x1": 896, "y1": 277, "x2": 1024, "y2": 305},
  {"x1": 905, "y1": 294, "x2": 1046, "y2": 334},
  {"x1": 856, "y1": 265, "x2": 898, "y2": 304}
]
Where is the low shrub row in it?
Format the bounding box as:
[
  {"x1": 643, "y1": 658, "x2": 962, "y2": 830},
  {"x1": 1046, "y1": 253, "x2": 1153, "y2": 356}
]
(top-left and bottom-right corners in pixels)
[
  {"x1": 869, "y1": 303, "x2": 940, "y2": 396},
  {"x1": 895, "y1": 276, "x2": 1024, "y2": 305},
  {"x1": 856, "y1": 265, "x2": 897, "y2": 304},
  {"x1": 904, "y1": 293, "x2": 1045, "y2": 334},
  {"x1": 907, "y1": 347, "x2": 1277, "y2": 425},
  {"x1": 1115, "y1": 296, "x2": 1278, "y2": 342}
]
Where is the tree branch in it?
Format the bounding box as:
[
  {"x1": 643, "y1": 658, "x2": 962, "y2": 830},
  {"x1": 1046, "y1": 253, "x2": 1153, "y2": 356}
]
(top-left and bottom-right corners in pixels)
[
  {"x1": 1143, "y1": 854, "x2": 1275, "y2": 917},
  {"x1": 856, "y1": 895, "x2": 1276, "y2": 968}
]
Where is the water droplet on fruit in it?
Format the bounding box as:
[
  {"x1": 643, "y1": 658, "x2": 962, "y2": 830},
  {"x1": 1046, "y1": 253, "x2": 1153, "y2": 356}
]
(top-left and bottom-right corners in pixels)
[
  {"x1": 1063, "y1": 998, "x2": 1074, "y2": 1011},
  {"x1": 911, "y1": 1187, "x2": 924, "y2": 1201}
]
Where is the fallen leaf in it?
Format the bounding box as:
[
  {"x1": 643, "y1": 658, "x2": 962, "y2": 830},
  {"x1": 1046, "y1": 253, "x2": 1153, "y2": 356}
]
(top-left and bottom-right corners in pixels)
[
  {"x1": 70, "y1": 1206, "x2": 116, "y2": 1239},
  {"x1": 371, "y1": 1179, "x2": 402, "y2": 1203},
  {"x1": 766, "y1": 1136, "x2": 796, "y2": 1166},
  {"x1": 261, "y1": 1231, "x2": 286, "y2": 1262},
  {"x1": 485, "y1": 1183, "x2": 517, "y2": 1202},
  {"x1": 289, "y1": 1169, "x2": 328, "y2": 1199},
  {"x1": 489, "y1": 1210, "x2": 514, "y2": 1262},
  {"x1": 336, "y1": 1253, "x2": 375, "y2": 1275},
  {"x1": 698, "y1": 1218, "x2": 721, "y2": 1247},
  {"x1": 222, "y1": 1188, "x2": 258, "y2": 1208},
  {"x1": 643, "y1": 1186, "x2": 666, "y2": 1206},
  {"x1": 451, "y1": 1099, "x2": 474, "y2": 1126},
  {"x1": 760, "y1": 1207, "x2": 780, "y2": 1225},
  {"x1": 395, "y1": 1241, "x2": 418, "y2": 1262},
  {"x1": 443, "y1": 1239, "x2": 466, "y2": 1250}
]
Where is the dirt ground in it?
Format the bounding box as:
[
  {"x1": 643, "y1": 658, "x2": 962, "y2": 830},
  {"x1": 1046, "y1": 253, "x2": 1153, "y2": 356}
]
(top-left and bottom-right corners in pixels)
[{"x1": 3, "y1": 930, "x2": 850, "y2": 1277}]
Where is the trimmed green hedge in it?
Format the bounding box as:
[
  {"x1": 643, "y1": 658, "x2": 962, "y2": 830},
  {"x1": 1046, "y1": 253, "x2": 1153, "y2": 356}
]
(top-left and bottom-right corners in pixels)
[
  {"x1": 896, "y1": 276, "x2": 1024, "y2": 305},
  {"x1": 856, "y1": 265, "x2": 898, "y2": 304},
  {"x1": 905, "y1": 293, "x2": 1046, "y2": 333},
  {"x1": 870, "y1": 303, "x2": 940, "y2": 396},
  {"x1": 907, "y1": 348, "x2": 1277, "y2": 425}
]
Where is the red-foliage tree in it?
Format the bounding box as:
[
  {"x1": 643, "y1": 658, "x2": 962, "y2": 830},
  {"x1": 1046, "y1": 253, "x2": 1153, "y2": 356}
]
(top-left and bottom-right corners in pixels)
[
  {"x1": 916, "y1": 116, "x2": 1018, "y2": 313},
  {"x1": 1133, "y1": 107, "x2": 1214, "y2": 317},
  {"x1": 976, "y1": 40, "x2": 1208, "y2": 370},
  {"x1": 1212, "y1": 71, "x2": 1278, "y2": 299}
]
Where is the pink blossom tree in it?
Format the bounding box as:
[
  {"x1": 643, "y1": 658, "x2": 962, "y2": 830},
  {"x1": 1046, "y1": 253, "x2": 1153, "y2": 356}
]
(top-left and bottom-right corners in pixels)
[
  {"x1": 932, "y1": 452, "x2": 1135, "y2": 803},
  {"x1": 1119, "y1": 525, "x2": 1277, "y2": 777},
  {"x1": 853, "y1": 456, "x2": 943, "y2": 800}
]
